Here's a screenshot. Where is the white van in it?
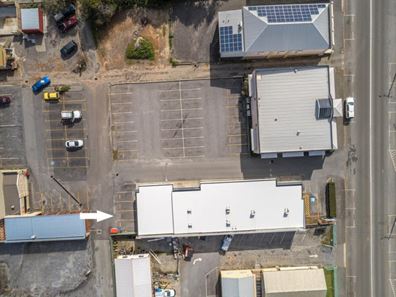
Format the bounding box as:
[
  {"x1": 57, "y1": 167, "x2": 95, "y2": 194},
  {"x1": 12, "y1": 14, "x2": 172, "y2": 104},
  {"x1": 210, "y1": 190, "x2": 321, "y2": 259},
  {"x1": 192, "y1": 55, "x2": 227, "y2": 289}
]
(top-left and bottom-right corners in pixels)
[{"x1": 61, "y1": 110, "x2": 82, "y2": 123}]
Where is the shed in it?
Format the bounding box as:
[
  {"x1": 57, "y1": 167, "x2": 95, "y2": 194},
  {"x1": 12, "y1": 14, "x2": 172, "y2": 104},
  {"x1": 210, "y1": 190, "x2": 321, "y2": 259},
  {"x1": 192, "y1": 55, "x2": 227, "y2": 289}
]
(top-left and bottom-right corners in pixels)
[
  {"x1": 262, "y1": 268, "x2": 327, "y2": 297},
  {"x1": 114, "y1": 254, "x2": 152, "y2": 297},
  {"x1": 221, "y1": 270, "x2": 256, "y2": 297},
  {"x1": 20, "y1": 8, "x2": 43, "y2": 34},
  {"x1": 4, "y1": 214, "x2": 88, "y2": 243}
]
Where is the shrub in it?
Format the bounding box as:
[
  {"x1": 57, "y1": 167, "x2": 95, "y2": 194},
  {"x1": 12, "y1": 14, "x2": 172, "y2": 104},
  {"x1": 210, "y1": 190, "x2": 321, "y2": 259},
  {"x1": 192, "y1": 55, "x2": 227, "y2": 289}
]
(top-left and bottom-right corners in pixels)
[{"x1": 125, "y1": 38, "x2": 155, "y2": 60}]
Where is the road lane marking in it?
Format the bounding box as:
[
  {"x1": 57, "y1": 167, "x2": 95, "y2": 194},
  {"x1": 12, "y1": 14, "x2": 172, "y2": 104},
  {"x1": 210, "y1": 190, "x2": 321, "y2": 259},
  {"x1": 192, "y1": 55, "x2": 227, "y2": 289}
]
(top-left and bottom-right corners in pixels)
[
  {"x1": 110, "y1": 92, "x2": 134, "y2": 95},
  {"x1": 112, "y1": 111, "x2": 134, "y2": 115}
]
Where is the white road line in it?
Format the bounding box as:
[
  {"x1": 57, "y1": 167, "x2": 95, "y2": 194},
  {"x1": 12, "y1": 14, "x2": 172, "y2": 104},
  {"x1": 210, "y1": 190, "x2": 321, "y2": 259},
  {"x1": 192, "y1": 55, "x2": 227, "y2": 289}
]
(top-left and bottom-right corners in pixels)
[
  {"x1": 162, "y1": 145, "x2": 205, "y2": 150},
  {"x1": 161, "y1": 107, "x2": 203, "y2": 112},
  {"x1": 160, "y1": 127, "x2": 203, "y2": 131},
  {"x1": 112, "y1": 111, "x2": 134, "y2": 115},
  {"x1": 179, "y1": 81, "x2": 186, "y2": 157},
  {"x1": 117, "y1": 149, "x2": 138, "y2": 152},
  {"x1": 111, "y1": 102, "x2": 134, "y2": 105},
  {"x1": 160, "y1": 136, "x2": 204, "y2": 141},
  {"x1": 369, "y1": 0, "x2": 374, "y2": 294},
  {"x1": 160, "y1": 117, "x2": 203, "y2": 122},
  {"x1": 113, "y1": 130, "x2": 137, "y2": 133},
  {"x1": 158, "y1": 88, "x2": 201, "y2": 92},
  {"x1": 113, "y1": 120, "x2": 135, "y2": 124},
  {"x1": 116, "y1": 139, "x2": 138, "y2": 143},
  {"x1": 110, "y1": 92, "x2": 134, "y2": 95}
]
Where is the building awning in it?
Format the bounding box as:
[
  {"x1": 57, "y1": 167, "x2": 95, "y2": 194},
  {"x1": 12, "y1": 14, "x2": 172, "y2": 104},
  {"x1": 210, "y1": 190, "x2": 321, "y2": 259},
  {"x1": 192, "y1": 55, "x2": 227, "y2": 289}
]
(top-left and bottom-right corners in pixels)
[{"x1": 332, "y1": 99, "x2": 343, "y2": 118}]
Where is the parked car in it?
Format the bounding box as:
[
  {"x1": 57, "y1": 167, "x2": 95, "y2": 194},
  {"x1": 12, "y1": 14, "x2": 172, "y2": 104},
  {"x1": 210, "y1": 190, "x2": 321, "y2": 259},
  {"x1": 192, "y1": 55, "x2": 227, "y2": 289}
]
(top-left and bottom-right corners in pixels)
[
  {"x1": 32, "y1": 76, "x2": 50, "y2": 93},
  {"x1": 61, "y1": 110, "x2": 82, "y2": 123},
  {"x1": 55, "y1": 85, "x2": 71, "y2": 93},
  {"x1": 65, "y1": 139, "x2": 83, "y2": 149},
  {"x1": 154, "y1": 288, "x2": 176, "y2": 297},
  {"x1": 58, "y1": 15, "x2": 78, "y2": 33},
  {"x1": 345, "y1": 97, "x2": 355, "y2": 119},
  {"x1": 182, "y1": 244, "x2": 194, "y2": 261},
  {"x1": 43, "y1": 91, "x2": 60, "y2": 101},
  {"x1": 0, "y1": 96, "x2": 11, "y2": 106},
  {"x1": 54, "y1": 4, "x2": 76, "y2": 23},
  {"x1": 60, "y1": 40, "x2": 78, "y2": 58},
  {"x1": 220, "y1": 235, "x2": 233, "y2": 254}
]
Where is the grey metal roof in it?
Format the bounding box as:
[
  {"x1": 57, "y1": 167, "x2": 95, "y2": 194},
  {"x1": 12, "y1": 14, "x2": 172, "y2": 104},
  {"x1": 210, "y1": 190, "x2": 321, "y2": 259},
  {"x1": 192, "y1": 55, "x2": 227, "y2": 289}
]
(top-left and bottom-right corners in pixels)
[
  {"x1": 222, "y1": 273, "x2": 255, "y2": 297},
  {"x1": 0, "y1": 6, "x2": 16, "y2": 19},
  {"x1": 243, "y1": 4, "x2": 330, "y2": 54},
  {"x1": 20, "y1": 8, "x2": 40, "y2": 30},
  {"x1": 4, "y1": 214, "x2": 87, "y2": 243},
  {"x1": 252, "y1": 66, "x2": 335, "y2": 154}
]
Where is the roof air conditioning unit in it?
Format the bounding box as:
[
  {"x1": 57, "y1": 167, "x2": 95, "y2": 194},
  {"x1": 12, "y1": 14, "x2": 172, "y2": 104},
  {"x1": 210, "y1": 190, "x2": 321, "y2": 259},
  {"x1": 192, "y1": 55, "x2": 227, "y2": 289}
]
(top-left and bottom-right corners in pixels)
[
  {"x1": 250, "y1": 210, "x2": 256, "y2": 218},
  {"x1": 225, "y1": 206, "x2": 230, "y2": 214},
  {"x1": 226, "y1": 220, "x2": 231, "y2": 227},
  {"x1": 188, "y1": 224, "x2": 192, "y2": 228},
  {"x1": 284, "y1": 208, "x2": 290, "y2": 217},
  {"x1": 187, "y1": 209, "x2": 192, "y2": 214}
]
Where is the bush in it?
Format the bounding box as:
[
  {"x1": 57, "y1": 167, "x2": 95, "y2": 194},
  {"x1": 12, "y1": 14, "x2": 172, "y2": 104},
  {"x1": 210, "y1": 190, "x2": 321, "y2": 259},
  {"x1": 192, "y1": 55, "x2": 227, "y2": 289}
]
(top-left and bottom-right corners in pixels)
[{"x1": 126, "y1": 38, "x2": 155, "y2": 60}]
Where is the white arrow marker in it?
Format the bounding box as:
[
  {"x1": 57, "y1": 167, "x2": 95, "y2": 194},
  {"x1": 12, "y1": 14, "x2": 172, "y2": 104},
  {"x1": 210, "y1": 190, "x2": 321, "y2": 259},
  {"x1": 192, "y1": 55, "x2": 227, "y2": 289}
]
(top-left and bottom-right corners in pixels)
[{"x1": 80, "y1": 210, "x2": 113, "y2": 222}]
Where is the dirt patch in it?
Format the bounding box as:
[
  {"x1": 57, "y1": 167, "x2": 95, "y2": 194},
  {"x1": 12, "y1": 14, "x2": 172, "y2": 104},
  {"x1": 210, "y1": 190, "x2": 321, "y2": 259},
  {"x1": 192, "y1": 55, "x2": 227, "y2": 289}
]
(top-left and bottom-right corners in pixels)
[{"x1": 97, "y1": 8, "x2": 170, "y2": 71}]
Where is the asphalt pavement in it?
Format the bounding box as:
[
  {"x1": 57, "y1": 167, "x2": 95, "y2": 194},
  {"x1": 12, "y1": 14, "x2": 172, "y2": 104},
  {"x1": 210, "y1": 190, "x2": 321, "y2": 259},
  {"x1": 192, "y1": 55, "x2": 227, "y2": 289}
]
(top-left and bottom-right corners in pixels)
[{"x1": 346, "y1": 0, "x2": 396, "y2": 296}]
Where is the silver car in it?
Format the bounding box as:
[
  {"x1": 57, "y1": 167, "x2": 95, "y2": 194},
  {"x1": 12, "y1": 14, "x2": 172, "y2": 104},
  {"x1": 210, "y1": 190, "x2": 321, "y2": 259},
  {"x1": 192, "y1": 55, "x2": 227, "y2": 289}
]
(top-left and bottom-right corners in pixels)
[{"x1": 65, "y1": 139, "x2": 83, "y2": 150}]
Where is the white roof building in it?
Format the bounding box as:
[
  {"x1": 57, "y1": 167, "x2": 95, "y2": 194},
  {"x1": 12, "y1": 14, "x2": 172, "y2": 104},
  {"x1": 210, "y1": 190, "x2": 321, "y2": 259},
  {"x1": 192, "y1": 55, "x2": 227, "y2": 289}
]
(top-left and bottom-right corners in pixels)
[
  {"x1": 262, "y1": 267, "x2": 327, "y2": 297},
  {"x1": 136, "y1": 179, "x2": 304, "y2": 238},
  {"x1": 221, "y1": 270, "x2": 256, "y2": 297},
  {"x1": 114, "y1": 254, "x2": 152, "y2": 297},
  {"x1": 218, "y1": 3, "x2": 332, "y2": 58},
  {"x1": 249, "y1": 66, "x2": 338, "y2": 159}
]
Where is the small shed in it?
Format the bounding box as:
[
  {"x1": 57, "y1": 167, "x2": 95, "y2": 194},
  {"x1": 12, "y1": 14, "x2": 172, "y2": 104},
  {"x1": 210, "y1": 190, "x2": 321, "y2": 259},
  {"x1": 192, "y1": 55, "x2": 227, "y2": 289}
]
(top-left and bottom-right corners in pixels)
[
  {"x1": 4, "y1": 214, "x2": 89, "y2": 243},
  {"x1": 221, "y1": 270, "x2": 256, "y2": 297},
  {"x1": 114, "y1": 254, "x2": 152, "y2": 297},
  {"x1": 20, "y1": 8, "x2": 43, "y2": 34}
]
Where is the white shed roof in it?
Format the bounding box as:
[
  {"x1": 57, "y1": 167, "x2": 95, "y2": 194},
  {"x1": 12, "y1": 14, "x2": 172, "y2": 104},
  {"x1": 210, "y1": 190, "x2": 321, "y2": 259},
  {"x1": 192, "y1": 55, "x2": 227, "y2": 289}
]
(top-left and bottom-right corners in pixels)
[
  {"x1": 263, "y1": 268, "x2": 327, "y2": 297},
  {"x1": 221, "y1": 270, "x2": 256, "y2": 297},
  {"x1": 114, "y1": 254, "x2": 152, "y2": 297},
  {"x1": 136, "y1": 180, "x2": 304, "y2": 237},
  {"x1": 20, "y1": 8, "x2": 40, "y2": 30},
  {"x1": 251, "y1": 66, "x2": 337, "y2": 154}
]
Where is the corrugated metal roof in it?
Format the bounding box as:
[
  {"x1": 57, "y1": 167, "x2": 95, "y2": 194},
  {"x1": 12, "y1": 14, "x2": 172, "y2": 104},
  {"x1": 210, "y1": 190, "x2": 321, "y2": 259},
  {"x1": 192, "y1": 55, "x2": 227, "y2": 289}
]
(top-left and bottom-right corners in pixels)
[
  {"x1": 221, "y1": 270, "x2": 255, "y2": 297},
  {"x1": 243, "y1": 5, "x2": 329, "y2": 54},
  {"x1": 115, "y1": 254, "x2": 152, "y2": 297},
  {"x1": 252, "y1": 66, "x2": 335, "y2": 154},
  {"x1": 20, "y1": 8, "x2": 40, "y2": 31},
  {"x1": 263, "y1": 268, "x2": 327, "y2": 297},
  {"x1": 4, "y1": 214, "x2": 87, "y2": 243},
  {"x1": 136, "y1": 179, "x2": 304, "y2": 237},
  {"x1": 218, "y1": 4, "x2": 330, "y2": 57}
]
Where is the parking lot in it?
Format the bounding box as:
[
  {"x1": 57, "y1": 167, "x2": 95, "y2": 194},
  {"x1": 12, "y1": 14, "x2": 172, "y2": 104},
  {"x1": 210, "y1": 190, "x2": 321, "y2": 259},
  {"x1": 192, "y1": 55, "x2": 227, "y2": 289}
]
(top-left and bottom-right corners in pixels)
[
  {"x1": 0, "y1": 86, "x2": 26, "y2": 168},
  {"x1": 40, "y1": 85, "x2": 89, "y2": 181},
  {"x1": 109, "y1": 78, "x2": 248, "y2": 161}
]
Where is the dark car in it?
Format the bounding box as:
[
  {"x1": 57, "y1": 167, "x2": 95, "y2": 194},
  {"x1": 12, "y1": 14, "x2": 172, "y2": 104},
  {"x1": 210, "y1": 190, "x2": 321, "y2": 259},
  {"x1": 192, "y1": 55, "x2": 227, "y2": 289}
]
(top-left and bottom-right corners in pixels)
[
  {"x1": 60, "y1": 40, "x2": 78, "y2": 58},
  {"x1": 54, "y1": 4, "x2": 76, "y2": 23},
  {"x1": 58, "y1": 15, "x2": 78, "y2": 33},
  {"x1": 0, "y1": 96, "x2": 11, "y2": 106}
]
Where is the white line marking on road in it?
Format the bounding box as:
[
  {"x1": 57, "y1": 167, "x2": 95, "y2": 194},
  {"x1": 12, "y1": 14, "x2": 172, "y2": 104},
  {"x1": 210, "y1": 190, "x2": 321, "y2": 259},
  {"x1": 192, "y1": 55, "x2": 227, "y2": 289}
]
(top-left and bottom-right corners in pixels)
[
  {"x1": 369, "y1": 0, "x2": 374, "y2": 294},
  {"x1": 160, "y1": 136, "x2": 204, "y2": 141},
  {"x1": 113, "y1": 130, "x2": 137, "y2": 133},
  {"x1": 112, "y1": 111, "x2": 134, "y2": 115},
  {"x1": 179, "y1": 81, "x2": 186, "y2": 158},
  {"x1": 116, "y1": 139, "x2": 138, "y2": 143},
  {"x1": 111, "y1": 102, "x2": 134, "y2": 105},
  {"x1": 110, "y1": 92, "x2": 134, "y2": 95},
  {"x1": 160, "y1": 127, "x2": 203, "y2": 131},
  {"x1": 162, "y1": 146, "x2": 205, "y2": 150},
  {"x1": 160, "y1": 117, "x2": 203, "y2": 122},
  {"x1": 113, "y1": 120, "x2": 135, "y2": 124}
]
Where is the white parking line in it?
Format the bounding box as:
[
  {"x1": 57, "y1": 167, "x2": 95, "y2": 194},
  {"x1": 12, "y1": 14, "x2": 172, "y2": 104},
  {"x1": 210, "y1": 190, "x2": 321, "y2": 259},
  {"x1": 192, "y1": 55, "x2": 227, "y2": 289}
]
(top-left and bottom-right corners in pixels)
[
  {"x1": 113, "y1": 130, "x2": 137, "y2": 133},
  {"x1": 158, "y1": 88, "x2": 201, "y2": 92},
  {"x1": 160, "y1": 117, "x2": 203, "y2": 122},
  {"x1": 110, "y1": 92, "x2": 134, "y2": 95},
  {"x1": 162, "y1": 145, "x2": 205, "y2": 150},
  {"x1": 161, "y1": 127, "x2": 203, "y2": 131},
  {"x1": 117, "y1": 139, "x2": 138, "y2": 143},
  {"x1": 111, "y1": 102, "x2": 134, "y2": 105},
  {"x1": 160, "y1": 136, "x2": 204, "y2": 141},
  {"x1": 179, "y1": 81, "x2": 186, "y2": 157},
  {"x1": 161, "y1": 107, "x2": 203, "y2": 112},
  {"x1": 112, "y1": 111, "x2": 134, "y2": 115},
  {"x1": 113, "y1": 120, "x2": 135, "y2": 124}
]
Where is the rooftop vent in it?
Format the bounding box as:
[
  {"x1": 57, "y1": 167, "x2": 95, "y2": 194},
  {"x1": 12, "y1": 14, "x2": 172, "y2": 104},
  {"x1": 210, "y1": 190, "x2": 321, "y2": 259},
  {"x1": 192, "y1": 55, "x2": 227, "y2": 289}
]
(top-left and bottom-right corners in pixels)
[
  {"x1": 187, "y1": 209, "x2": 192, "y2": 214},
  {"x1": 226, "y1": 220, "x2": 231, "y2": 227},
  {"x1": 188, "y1": 224, "x2": 192, "y2": 228},
  {"x1": 250, "y1": 210, "x2": 256, "y2": 218},
  {"x1": 225, "y1": 206, "x2": 230, "y2": 214},
  {"x1": 316, "y1": 98, "x2": 333, "y2": 119}
]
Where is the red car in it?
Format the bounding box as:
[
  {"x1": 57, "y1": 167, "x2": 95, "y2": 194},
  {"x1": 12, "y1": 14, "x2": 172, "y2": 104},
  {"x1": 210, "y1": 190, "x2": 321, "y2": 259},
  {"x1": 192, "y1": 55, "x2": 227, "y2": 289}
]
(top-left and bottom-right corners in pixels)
[
  {"x1": 0, "y1": 96, "x2": 11, "y2": 106},
  {"x1": 58, "y1": 15, "x2": 78, "y2": 33}
]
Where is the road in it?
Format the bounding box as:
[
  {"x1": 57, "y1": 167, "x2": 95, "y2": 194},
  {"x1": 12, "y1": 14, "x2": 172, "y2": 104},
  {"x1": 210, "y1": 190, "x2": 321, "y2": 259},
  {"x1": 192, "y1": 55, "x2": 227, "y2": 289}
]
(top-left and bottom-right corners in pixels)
[{"x1": 348, "y1": 0, "x2": 396, "y2": 296}]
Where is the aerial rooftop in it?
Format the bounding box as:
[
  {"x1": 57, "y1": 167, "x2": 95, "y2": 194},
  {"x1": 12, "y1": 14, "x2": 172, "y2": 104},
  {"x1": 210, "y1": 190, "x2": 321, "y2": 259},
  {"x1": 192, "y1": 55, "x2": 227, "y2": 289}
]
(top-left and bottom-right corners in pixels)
[{"x1": 136, "y1": 179, "x2": 304, "y2": 238}]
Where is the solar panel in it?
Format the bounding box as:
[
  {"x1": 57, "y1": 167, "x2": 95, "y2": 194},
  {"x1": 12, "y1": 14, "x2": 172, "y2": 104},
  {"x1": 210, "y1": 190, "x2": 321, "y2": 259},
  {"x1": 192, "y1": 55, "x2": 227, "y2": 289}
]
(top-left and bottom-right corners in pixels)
[
  {"x1": 219, "y1": 26, "x2": 243, "y2": 53},
  {"x1": 254, "y1": 3, "x2": 327, "y2": 23}
]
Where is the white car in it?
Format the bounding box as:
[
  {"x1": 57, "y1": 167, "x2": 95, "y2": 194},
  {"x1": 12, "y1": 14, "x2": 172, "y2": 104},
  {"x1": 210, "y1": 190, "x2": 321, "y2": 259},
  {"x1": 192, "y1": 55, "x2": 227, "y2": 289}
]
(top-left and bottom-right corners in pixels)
[
  {"x1": 65, "y1": 139, "x2": 84, "y2": 149},
  {"x1": 345, "y1": 97, "x2": 355, "y2": 119},
  {"x1": 61, "y1": 110, "x2": 82, "y2": 123},
  {"x1": 154, "y1": 289, "x2": 176, "y2": 297}
]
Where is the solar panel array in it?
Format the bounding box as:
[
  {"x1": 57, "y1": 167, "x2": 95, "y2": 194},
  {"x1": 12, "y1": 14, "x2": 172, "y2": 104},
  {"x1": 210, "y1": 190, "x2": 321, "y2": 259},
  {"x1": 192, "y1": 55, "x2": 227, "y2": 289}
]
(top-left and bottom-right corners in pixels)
[
  {"x1": 219, "y1": 26, "x2": 243, "y2": 53},
  {"x1": 248, "y1": 4, "x2": 327, "y2": 23}
]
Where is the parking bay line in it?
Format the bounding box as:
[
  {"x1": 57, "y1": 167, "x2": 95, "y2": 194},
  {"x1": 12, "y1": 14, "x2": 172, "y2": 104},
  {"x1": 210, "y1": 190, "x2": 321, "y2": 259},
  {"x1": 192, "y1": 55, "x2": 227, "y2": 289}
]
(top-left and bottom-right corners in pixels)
[
  {"x1": 161, "y1": 136, "x2": 204, "y2": 141},
  {"x1": 112, "y1": 111, "x2": 134, "y2": 115},
  {"x1": 157, "y1": 88, "x2": 201, "y2": 92},
  {"x1": 160, "y1": 97, "x2": 202, "y2": 102},
  {"x1": 162, "y1": 145, "x2": 205, "y2": 150},
  {"x1": 161, "y1": 127, "x2": 203, "y2": 131},
  {"x1": 161, "y1": 107, "x2": 203, "y2": 112},
  {"x1": 113, "y1": 120, "x2": 135, "y2": 124},
  {"x1": 160, "y1": 117, "x2": 203, "y2": 122}
]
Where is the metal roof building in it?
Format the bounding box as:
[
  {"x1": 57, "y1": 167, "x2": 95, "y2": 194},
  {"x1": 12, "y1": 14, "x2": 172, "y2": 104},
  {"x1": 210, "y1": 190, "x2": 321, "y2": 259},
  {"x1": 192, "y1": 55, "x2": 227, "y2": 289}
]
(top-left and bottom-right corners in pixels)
[
  {"x1": 218, "y1": 3, "x2": 332, "y2": 58},
  {"x1": 4, "y1": 214, "x2": 88, "y2": 243},
  {"x1": 114, "y1": 254, "x2": 152, "y2": 297},
  {"x1": 136, "y1": 179, "x2": 304, "y2": 238},
  {"x1": 20, "y1": 8, "x2": 44, "y2": 34},
  {"x1": 249, "y1": 66, "x2": 338, "y2": 158},
  {"x1": 221, "y1": 270, "x2": 256, "y2": 297},
  {"x1": 262, "y1": 267, "x2": 327, "y2": 297}
]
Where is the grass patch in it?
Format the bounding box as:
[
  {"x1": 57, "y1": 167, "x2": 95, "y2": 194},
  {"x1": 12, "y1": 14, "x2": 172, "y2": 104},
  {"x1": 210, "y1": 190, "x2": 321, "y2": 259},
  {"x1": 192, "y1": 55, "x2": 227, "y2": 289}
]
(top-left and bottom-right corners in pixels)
[
  {"x1": 324, "y1": 268, "x2": 335, "y2": 297},
  {"x1": 126, "y1": 38, "x2": 155, "y2": 60},
  {"x1": 169, "y1": 58, "x2": 178, "y2": 67},
  {"x1": 112, "y1": 149, "x2": 119, "y2": 160}
]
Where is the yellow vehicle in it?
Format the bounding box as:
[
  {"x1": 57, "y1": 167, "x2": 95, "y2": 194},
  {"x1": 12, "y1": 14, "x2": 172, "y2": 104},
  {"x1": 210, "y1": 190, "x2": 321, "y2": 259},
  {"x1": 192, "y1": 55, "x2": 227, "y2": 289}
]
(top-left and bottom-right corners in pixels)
[{"x1": 43, "y1": 91, "x2": 60, "y2": 101}]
